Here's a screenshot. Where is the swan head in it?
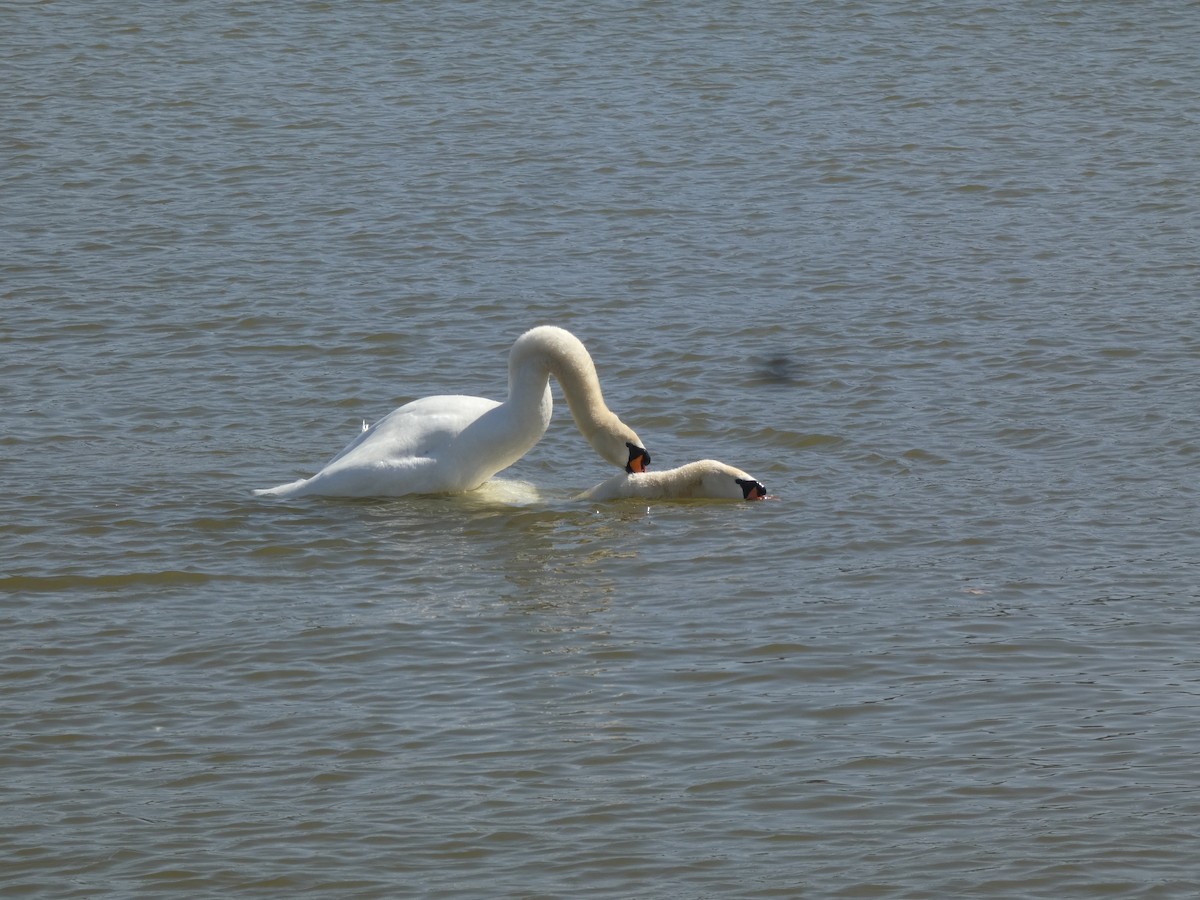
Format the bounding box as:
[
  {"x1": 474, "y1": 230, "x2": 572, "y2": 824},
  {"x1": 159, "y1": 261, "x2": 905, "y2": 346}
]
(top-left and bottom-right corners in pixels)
[
  {"x1": 586, "y1": 414, "x2": 649, "y2": 472},
  {"x1": 735, "y1": 476, "x2": 768, "y2": 500},
  {"x1": 625, "y1": 441, "x2": 651, "y2": 473},
  {"x1": 689, "y1": 460, "x2": 766, "y2": 500}
]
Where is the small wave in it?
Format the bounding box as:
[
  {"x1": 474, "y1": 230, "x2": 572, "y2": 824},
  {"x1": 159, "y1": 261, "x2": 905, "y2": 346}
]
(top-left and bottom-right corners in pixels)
[{"x1": 0, "y1": 570, "x2": 213, "y2": 593}]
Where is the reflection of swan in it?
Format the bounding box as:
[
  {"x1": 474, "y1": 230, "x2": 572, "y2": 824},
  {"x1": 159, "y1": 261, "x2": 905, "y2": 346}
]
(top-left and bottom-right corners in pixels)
[
  {"x1": 577, "y1": 460, "x2": 767, "y2": 502},
  {"x1": 254, "y1": 326, "x2": 650, "y2": 499}
]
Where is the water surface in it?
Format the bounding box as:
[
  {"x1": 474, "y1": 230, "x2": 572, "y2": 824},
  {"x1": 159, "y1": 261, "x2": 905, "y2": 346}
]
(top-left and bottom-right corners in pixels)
[{"x1": 3, "y1": 1, "x2": 1199, "y2": 896}]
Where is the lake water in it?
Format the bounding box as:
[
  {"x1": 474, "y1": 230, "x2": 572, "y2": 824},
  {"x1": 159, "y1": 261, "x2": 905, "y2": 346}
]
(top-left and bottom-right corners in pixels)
[{"x1": 3, "y1": 1, "x2": 1199, "y2": 896}]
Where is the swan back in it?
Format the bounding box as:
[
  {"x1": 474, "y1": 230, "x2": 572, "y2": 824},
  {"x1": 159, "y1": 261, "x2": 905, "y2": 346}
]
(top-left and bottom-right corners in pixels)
[{"x1": 577, "y1": 459, "x2": 766, "y2": 501}]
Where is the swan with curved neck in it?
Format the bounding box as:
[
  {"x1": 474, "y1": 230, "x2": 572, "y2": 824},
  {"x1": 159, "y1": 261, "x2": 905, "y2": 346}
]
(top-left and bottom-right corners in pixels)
[
  {"x1": 254, "y1": 326, "x2": 650, "y2": 498},
  {"x1": 577, "y1": 460, "x2": 767, "y2": 502}
]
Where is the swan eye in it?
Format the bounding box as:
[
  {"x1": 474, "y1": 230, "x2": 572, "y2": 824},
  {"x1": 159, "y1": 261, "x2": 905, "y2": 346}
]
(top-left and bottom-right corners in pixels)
[
  {"x1": 736, "y1": 478, "x2": 766, "y2": 500},
  {"x1": 626, "y1": 443, "x2": 650, "y2": 474}
]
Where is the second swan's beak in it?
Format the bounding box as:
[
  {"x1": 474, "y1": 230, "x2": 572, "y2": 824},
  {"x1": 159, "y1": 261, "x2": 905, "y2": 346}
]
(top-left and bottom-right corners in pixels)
[
  {"x1": 626, "y1": 443, "x2": 650, "y2": 474},
  {"x1": 737, "y1": 478, "x2": 767, "y2": 500}
]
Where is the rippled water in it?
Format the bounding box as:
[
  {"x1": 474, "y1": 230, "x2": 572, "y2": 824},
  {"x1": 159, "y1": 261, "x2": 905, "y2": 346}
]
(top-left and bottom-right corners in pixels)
[{"x1": 4, "y1": 1, "x2": 1200, "y2": 896}]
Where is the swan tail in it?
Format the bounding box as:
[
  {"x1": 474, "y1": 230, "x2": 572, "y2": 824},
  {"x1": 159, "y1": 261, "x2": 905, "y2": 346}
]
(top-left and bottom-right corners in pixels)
[{"x1": 252, "y1": 477, "x2": 310, "y2": 498}]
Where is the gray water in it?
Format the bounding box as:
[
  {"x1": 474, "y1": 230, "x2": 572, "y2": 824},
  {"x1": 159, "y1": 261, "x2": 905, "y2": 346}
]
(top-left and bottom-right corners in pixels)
[{"x1": 3, "y1": 1, "x2": 1199, "y2": 896}]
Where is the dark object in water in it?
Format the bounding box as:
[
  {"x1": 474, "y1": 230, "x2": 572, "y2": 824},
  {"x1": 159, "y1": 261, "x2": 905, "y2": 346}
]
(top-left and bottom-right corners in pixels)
[{"x1": 760, "y1": 354, "x2": 799, "y2": 384}]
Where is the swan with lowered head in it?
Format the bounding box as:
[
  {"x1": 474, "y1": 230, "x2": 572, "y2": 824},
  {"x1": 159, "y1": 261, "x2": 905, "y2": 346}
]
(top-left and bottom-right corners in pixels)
[
  {"x1": 577, "y1": 459, "x2": 767, "y2": 502},
  {"x1": 254, "y1": 326, "x2": 650, "y2": 498}
]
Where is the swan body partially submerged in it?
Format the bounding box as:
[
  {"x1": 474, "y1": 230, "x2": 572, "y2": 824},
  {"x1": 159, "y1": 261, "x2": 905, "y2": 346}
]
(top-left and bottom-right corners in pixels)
[
  {"x1": 577, "y1": 460, "x2": 767, "y2": 502},
  {"x1": 254, "y1": 326, "x2": 649, "y2": 498}
]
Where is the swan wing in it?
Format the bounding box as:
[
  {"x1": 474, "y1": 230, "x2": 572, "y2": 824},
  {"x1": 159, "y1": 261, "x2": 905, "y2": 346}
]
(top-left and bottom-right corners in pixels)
[
  {"x1": 325, "y1": 395, "x2": 498, "y2": 469},
  {"x1": 255, "y1": 395, "x2": 502, "y2": 498}
]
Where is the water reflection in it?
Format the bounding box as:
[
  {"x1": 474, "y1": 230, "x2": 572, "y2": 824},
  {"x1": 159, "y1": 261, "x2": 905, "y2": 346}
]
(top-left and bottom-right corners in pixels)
[{"x1": 341, "y1": 486, "x2": 645, "y2": 619}]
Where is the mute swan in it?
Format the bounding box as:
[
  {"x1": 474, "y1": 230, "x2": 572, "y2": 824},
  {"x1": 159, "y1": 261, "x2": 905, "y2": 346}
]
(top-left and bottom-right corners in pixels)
[
  {"x1": 577, "y1": 460, "x2": 767, "y2": 502},
  {"x1": 254, "y1": 326, "x2": 650, "y2": 498}
]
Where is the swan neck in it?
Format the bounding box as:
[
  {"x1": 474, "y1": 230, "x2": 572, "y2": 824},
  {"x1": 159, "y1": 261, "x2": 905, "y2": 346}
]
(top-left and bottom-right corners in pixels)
[{"x1": 509, "y1": 328, "x2": 615, "y2": 434}]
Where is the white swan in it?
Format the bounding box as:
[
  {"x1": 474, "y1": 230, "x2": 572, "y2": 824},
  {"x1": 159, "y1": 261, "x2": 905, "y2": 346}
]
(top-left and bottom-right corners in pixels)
[
  {"x1": 577, "y1": 460, "x2": 767, "y2": 502},
  {"x1": 254, "y1": 326, "x2": 650, "y2": 498}
]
